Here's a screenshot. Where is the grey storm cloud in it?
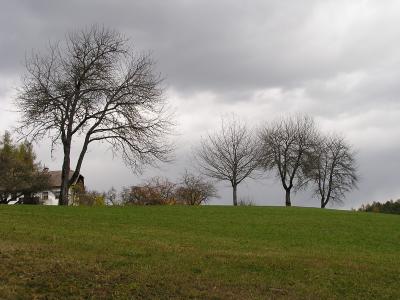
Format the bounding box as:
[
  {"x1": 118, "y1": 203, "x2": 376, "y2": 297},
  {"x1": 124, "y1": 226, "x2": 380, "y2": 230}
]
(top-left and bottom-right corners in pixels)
[
  {"x1": 1, "y1": 0, "x2": 400, "y2": 208},
  {"x1": 3, "y1": 0, "x2": 399, "y2": 93}
]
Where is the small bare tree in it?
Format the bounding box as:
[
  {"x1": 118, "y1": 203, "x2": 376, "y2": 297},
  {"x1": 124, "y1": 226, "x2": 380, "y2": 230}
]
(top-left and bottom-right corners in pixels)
[
  {"x1": 195, "y1": 116, "x2": 259, "y2": 206},
  {"x1": 175, "y1": 171, "x2": 218, "y2": 205},
  {"x1": 258, "y1": 115, "x2": 318, "y2": 206},
  {"x1": 306, "y1": 134, "x2": 358, "y2": 208},
  {"x1": 16, "y1": 25, "x2": 172, "y2": 205}
]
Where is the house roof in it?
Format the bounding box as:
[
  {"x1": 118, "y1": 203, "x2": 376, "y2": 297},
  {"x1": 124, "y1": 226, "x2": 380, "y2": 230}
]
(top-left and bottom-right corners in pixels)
[{"x1": 47, "y1": 170, "x2": 84, "y2": 188}]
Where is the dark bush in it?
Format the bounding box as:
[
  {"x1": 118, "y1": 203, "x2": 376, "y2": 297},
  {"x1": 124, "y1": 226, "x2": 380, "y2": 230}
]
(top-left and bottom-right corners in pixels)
[{"x1": 358, "y1": 199, "x2": 400, "y2": 214}]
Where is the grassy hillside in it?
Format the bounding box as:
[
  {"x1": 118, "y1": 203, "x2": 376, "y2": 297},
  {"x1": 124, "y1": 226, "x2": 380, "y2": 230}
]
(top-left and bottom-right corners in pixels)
[{"x1": 0, "y1": 206, "x2": 399, "y2": 299}]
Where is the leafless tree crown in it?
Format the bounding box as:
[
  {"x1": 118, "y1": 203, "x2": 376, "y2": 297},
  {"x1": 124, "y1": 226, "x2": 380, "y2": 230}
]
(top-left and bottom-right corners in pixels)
[
  {"x1": 195, "y1": 116, "x2": 259, "y2": 205},
  {"x1": 258, "y1": 115, "x2": 318, "y2": 206},
  {"x1": 306, "y1": 134, "x2": 358, "y2": 208},
  {"x1": 16, "y1": 25, "x2": 172, "y2": 204}
]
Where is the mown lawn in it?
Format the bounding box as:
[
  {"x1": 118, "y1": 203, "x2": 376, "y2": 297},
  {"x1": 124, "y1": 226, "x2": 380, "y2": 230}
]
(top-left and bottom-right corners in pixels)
[{"x1": 0, "y1": 205, "x2": 399, "y2": 299}]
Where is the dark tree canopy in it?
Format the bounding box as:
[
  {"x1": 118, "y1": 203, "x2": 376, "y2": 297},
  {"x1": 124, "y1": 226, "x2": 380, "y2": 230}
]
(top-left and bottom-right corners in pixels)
[
  {"x1": 0, "y1": 132, "x2": 50, "y2": 204},
  {"x1": 16, "y1": 25, "x2": 172, "y2": 205},
  {"x1": 195, "y1": 116, "x2": 260, "y2": 206},
  {"x1": 259, "y1": 115, "x2": 318, "y2": 206},
  {"x1": 359, "y1": 199, "x2": 400, "y2": 214},
  {"x1": 306, "y1": 134, "x2": 358, "y2": 208}
]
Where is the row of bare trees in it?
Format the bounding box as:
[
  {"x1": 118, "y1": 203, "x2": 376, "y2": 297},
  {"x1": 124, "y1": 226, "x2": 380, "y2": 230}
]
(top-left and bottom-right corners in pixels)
[
  {"x1": 195, "y1": 115, "x2": 358, "y2": 208},
  {"x1": 14, "y1": 25, "x2": 357, "y2": 208}
]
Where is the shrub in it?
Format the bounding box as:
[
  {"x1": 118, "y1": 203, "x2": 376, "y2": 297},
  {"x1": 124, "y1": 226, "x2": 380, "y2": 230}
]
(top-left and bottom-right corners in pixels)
[
  {"x1": 175, "y1": 172, "x2": 217, "y2": 205},
  {"x1": 121, "y1": 177, "x2": 177, "y2": 205},
  {"x1": 71, "y1": 185, "x2": 105, "y2": 206},
  {"x1": 120, "y1": 173, "x2": 217, "y2": 206}
]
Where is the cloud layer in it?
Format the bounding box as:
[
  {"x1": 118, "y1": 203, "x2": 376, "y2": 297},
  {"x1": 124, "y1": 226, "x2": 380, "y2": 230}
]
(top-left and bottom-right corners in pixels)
[{"x1": 1, "y1": 0, "x2": 400, "y2": 208}]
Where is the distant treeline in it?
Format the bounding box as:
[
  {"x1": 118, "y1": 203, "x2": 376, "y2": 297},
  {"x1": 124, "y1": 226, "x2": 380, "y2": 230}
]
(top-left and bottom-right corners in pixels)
[{"x1": 358, "y1": 199, "x2": 400, "y2": 215}]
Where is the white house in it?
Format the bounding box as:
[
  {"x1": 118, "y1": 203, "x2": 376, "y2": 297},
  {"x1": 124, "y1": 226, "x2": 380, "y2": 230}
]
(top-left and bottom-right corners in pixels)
[
  {"x1": 39, "y1": 170, "x2": 85, "y2": 205},
  {"x1": 8, "y1": 170, "x2": 84, "y2": 205}
]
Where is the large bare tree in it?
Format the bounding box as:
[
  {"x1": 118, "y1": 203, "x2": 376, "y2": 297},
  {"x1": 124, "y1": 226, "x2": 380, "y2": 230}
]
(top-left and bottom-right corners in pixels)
[
  {"x1": 195, "y1": 116, "x2": 259, "y2": 206},
  {"x1": 306, "y1": 134, "x2": 358, "y2": 208},
  {"x1": 16, "y1": 25, "x2": 172, "y2": 205},
  {"x1": 258, "y1": 115, "x2": 317, "y2": 206}
]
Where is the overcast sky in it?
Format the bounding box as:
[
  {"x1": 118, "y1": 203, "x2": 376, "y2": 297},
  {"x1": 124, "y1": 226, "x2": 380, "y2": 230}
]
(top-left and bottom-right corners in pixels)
[{"x1": 1, "y1": 0, "x2": 400, "y2": 209}]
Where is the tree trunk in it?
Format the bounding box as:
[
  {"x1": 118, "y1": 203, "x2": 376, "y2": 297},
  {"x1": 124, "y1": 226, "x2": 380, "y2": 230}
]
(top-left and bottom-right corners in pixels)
[
  {"x1": 285, "y1": 189, "x2": 291, "y2": 207},
  {"x1": 59, "y1": 143, "x2": 71, "y2": 206},
  {"x1": 321, "y1": 197, "x2": 326, "y2": 208},
  {"x1": 232, "y1": 184, "x2": 238, "y2": 206}
]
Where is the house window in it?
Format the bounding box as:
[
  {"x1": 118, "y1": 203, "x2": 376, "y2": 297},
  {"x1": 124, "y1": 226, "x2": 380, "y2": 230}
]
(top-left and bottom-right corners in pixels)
[
  {"x1": 42, "y1": 192, "x2": 48, "y2": 201},
  {"x1": 55, "y1": 192, "x2": 60, "y2": 200}
]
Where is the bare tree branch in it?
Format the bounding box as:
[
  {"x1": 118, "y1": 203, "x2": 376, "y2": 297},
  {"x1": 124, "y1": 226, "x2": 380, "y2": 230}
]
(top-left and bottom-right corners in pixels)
[
  {"x1": 16, "y1": 25, "x2": 173, "y2": 205},
  {"x1": 305, "y1": 134, "x2": 358, "y2": 208},
  {"x1": 194, "y1": 115, "x2": 260, "y2": 206},
  {"x1": 258, "y1": 115, "x2": 318, "y2": 206}
]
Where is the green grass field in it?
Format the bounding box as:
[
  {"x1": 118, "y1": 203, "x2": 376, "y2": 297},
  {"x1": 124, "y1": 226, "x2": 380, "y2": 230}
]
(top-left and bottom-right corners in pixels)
[{"x1": 0, "y1": 205, "x2": 399, "y2": 299}]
